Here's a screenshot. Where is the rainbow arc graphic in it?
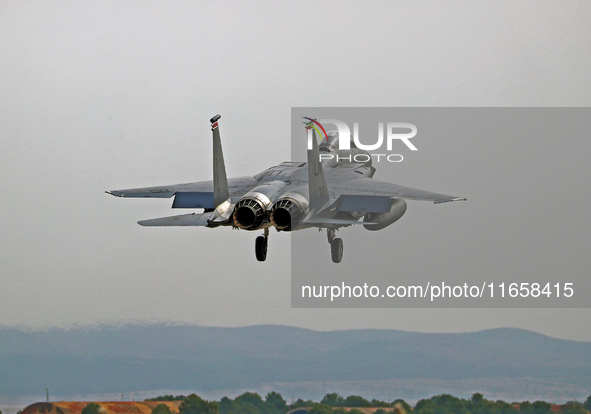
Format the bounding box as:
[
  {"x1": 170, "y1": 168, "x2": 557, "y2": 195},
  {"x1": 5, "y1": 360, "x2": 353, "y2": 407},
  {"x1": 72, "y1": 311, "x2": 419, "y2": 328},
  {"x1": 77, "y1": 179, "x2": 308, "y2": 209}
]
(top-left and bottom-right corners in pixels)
[{"x1": 303, "y1": 117, "x2": 328, "y2": 142}]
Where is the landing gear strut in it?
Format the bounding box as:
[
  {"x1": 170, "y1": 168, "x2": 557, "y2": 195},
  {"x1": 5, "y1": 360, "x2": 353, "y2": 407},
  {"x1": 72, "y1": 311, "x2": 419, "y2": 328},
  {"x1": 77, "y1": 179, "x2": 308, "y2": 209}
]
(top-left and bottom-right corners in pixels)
[
  {"x1": 255, "y1": 228, "x2": 269, "y2": 261},
  {"x1": 327, "y1": 229, "x2": 343, "y2": 263}
]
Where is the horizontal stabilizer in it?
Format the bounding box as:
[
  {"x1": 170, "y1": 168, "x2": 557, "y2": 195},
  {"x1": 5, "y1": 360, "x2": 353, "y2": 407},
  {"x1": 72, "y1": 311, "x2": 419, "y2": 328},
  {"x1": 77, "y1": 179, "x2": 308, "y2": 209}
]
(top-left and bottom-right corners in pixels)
[
  {"x1": 172, "y1": 192, "x2": 215, "y2": 209},
  {"x1": 138, "y1": 212, "x2": 213, "y2": 227},
  {"x1": 337, "y1": 195, "x2": 393, "y2": 213},
  {"x1": 303, "y1": 218, "x2": 375, "y2": 226}
]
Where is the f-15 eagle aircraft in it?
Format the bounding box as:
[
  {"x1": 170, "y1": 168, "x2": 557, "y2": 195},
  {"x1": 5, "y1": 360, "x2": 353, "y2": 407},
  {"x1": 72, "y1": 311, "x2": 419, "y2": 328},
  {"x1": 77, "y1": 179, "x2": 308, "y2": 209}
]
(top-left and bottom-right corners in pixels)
[{"x1": 107, "y1": 114, "x2": 465, "y2": 263}]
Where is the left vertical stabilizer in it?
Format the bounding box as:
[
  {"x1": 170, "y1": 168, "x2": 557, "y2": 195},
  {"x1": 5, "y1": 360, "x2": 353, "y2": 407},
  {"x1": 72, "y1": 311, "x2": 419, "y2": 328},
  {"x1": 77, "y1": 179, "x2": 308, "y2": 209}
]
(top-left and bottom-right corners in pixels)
[
  {"x1": 210, "y1": 114, "x2": 229, "y2": 207},
  {"x1": 208, "y1": 114, "x2": 233, "y2": 225}
]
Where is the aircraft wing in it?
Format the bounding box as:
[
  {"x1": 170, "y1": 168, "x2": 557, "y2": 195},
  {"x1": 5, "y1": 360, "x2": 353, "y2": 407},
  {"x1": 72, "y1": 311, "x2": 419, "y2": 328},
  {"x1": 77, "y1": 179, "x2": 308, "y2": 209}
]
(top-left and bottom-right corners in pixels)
[
  {"x1": 331, "y1": 178, "x2": 466, "y2": 204},
  {"x1": 106, "y1": 176, "x2": 257, "y2": 199},
  {"x1": 107, "y1": 177, "x2": 258, "y2": 212}
]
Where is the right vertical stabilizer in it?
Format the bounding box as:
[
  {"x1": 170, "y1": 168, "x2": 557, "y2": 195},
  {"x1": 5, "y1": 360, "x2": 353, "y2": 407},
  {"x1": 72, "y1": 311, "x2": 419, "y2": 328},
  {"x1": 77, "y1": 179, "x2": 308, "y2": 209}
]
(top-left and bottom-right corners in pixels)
[{"x1": 307, "y1": 129, "x2": 330, "y2": 211}]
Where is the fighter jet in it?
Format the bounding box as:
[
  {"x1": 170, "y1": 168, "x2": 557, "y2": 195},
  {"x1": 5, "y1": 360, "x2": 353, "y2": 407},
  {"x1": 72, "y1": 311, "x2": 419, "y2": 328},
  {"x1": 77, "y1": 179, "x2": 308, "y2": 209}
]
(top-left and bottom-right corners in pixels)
[{"x1": 107, "y1": 114, "x2": 465, "y2": 263}]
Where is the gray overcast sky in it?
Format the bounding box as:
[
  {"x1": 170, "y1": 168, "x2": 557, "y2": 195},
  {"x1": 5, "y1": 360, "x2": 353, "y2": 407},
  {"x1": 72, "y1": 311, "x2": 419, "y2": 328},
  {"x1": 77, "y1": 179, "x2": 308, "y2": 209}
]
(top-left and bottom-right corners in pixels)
[{"x1": 1, "y1": 1, "x2": 590, "y2": 340}]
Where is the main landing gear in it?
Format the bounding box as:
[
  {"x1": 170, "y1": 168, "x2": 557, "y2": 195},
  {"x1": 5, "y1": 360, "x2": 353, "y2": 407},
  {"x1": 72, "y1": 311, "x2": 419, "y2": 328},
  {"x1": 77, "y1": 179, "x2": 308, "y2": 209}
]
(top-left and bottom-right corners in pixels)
[
  {"x1": 255, "y1": 228, "x2": 269, "y2": 261},
  {"x1": 255, "y1": 228, "x2": 343, "y2": 263},
  {"x1": 327, "y1": 229, "x2": 343, "y2": 263}
]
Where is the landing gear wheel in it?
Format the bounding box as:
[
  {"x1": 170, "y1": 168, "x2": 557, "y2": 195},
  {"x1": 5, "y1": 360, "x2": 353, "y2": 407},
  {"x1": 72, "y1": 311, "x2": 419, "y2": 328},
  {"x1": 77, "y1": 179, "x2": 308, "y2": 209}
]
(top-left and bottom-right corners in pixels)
[
  {"x1": 331, "y1": 237, "x2": 343, "y2": 263},
  {"x1": 255, "y1": 236, "x2": 268, "y2": 261}
]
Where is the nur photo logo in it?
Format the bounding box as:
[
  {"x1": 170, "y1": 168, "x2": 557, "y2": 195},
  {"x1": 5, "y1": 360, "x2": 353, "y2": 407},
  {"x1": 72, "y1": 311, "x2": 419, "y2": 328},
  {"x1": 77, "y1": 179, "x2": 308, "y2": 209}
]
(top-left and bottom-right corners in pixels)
[{"x1": 304, "y1": 117, "x2": 418, "y2": 163}]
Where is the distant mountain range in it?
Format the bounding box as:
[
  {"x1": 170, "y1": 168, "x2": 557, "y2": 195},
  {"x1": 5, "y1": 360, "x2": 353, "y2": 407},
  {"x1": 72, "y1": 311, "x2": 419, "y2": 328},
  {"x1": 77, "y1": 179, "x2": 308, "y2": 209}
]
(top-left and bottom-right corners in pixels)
[{"x1": 1, "y1": 325, "x2": 589, "y2": 402}]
